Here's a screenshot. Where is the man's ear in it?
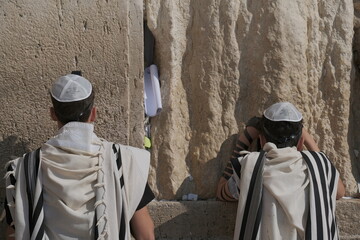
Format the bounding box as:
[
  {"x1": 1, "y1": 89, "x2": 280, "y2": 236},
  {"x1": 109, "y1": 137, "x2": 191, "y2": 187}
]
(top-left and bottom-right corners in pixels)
[
  {"x1": 296, "y1": 136, "x2": 305, "y2": 151},
  {"x1": 50, "y1": 107, "x2": 58, "y2": 121},
  {"x1": 88, "y1": 107, "x2": 97, "y2": 122}
]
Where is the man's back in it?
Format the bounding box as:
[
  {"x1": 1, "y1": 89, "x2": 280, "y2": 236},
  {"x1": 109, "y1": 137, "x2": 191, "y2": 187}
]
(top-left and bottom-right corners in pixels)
[
  {"x1": 4, "y1": 73, "x2": 155, "y2": 240},
  {"x1": 5, "y1": 122, "x2": 152, "y2": 239},
  {"x1": 232, "y1": 143, "x2": 339, "y2": 240}
]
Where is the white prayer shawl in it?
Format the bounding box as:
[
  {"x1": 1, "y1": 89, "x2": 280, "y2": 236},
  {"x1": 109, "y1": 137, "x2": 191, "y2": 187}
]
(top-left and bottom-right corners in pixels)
[
  {"x1": 232, "y1": 143, "x2": 339, "y2": 240},
  {"x1": 5, "y1": 122, "x2": 150, "y2": 240}
]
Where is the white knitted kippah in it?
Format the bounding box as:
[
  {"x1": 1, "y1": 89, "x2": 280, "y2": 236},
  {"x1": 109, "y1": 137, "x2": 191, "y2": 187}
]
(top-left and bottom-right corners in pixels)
[
  {"x1": 263, "y1": 102, "x2": 303, "y2": 122},
  {"x1": 50, "y1": 74, "x2": 92, "y2": 102}
]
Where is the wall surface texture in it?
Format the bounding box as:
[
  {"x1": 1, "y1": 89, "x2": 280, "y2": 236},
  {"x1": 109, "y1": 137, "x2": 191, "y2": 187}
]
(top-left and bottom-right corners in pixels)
[
  {"x1": 148, "y1": 200, "x2": 360, "y2": 239},
  {"x1": 145, "y1": 0, "x2": 359, "y2": 199}
]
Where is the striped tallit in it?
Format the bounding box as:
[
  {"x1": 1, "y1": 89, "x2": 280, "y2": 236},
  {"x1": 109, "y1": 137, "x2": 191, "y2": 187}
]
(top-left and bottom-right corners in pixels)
[
  {"x1": 232, "y1": 143, "x2": 339, "y2": 240},
  {"x1": 5, "y1": 148, "x2": 47, "y2": 240},
  {"x1": 301, "y1": 151, "x2": 339, "y2": 240},
  {"x1": 5, "y1": 142, "x2": 149, "y2": 240}
]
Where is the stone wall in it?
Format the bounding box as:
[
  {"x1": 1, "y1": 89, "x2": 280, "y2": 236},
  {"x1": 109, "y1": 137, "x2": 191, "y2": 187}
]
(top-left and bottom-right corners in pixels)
[
  {"x1": 148, "y1": 200, "x2": 360, "y2": 239},
  {"x1": 145, "y1": 0, "x2": 359, "y2": 199}
]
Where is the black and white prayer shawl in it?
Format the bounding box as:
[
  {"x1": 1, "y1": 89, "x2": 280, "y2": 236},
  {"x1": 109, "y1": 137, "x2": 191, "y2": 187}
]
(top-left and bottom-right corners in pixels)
[
  {"x1": 5, "y1": 142, "x2": 149, "y2": 240},
  {"x1": 232, "y1": 144, "x2": 340, "y2": 240}
]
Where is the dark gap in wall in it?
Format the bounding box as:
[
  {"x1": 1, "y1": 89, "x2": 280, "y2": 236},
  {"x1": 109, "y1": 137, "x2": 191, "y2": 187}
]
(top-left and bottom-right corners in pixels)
[
  {"x1": 350, "y1": 26, "x2": 360, "y2": 191},
  {"x1": 144, "y1": 21, "x2": 155, "y2": 68}
]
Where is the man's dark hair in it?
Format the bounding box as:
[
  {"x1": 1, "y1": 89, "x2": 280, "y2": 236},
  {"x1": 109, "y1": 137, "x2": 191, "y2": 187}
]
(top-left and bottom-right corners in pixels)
[
  {"x1": 261, "y1": 116, "x2": 303, "y2": 148},
  {"x1": 51, "y1": 90, "x2": 95, "y2": 125}
]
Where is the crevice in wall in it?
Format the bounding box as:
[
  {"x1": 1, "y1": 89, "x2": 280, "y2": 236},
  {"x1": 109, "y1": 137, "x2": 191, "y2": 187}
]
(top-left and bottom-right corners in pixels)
[
  {"x1": 350, "y1": 27, "x2": 360, "y2": 192},
  {"x1": 350, "y1": 3, "x2": 360, "y2": 192},
  {"x1": 144, "y1": 21, "x2": 155, "y2": 68}
]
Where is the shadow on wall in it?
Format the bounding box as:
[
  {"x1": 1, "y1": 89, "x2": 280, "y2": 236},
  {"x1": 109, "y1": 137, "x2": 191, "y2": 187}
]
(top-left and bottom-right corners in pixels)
[
  {"x1": 0, "y1": 136, "x2": 30, "y2": 200},
  {"x1": 0, "y1": 135, "x2": 30, "y2": 165},
  {"x1": 0, "y1": 136, "x2": 30, "y2": 240},
  {"x1": 175, "y1": 134, "x2": 238, "y2": 200},
  {"x1": 149, "y1": 201, "x2": 237, "y2": 240}
]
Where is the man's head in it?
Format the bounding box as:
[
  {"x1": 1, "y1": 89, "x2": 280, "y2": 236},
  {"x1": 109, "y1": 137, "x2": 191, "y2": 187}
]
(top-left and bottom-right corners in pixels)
[
  {"x1": 50, "y1": 74, "x2": 95, "y2": 126},
  {"x1": 260, "y1": 102, "x2": 303, "y2": 148}
]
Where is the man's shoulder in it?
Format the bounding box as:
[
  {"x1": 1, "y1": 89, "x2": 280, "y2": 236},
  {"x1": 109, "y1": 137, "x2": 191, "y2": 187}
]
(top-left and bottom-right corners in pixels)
[
  {"x1": 235, "y1": 151, "x2": 261, "y2": 164},
  {"x1": 300, "y1": 150, "x2": 328, "y2": 157},
  {"x1": 111, "y1": 142, "x2": 147, "y2": 152},
  {"x1": 111, "y1": 143, "x2": 150, "y2": 159},
  {"x1": 99, "y1": 139, "x2": 144, "y2": 152},
  {"x1": 300, "y1": 150, "x2": 332, "y2": 164},
  {"x1": 6, "y1": 148, "x2": 40, "y2": 170}
]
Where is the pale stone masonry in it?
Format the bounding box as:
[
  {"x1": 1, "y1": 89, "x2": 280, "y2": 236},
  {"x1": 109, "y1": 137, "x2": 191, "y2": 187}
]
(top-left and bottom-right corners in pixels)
[{"x1": 148, "y1": 200, "x2": 360, "y2": 239}]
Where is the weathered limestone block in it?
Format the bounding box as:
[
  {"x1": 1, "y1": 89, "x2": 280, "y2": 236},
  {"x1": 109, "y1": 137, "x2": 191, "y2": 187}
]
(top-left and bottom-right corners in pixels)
[
  {"x1": 0, "y1": 0, "x2": 144, "y2": 202},
  {"x1": 146, "y1": 0, "x2": 357, "y2": 199},
  {"x1": 147, "y1": 199, "x2": 360, "y2": 239}
]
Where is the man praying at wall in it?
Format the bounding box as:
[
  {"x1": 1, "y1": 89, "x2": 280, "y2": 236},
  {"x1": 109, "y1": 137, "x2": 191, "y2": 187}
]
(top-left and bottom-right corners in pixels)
[
  {"x1": 217, "y1": 102, "x2": 345, "y2": 239},
  {"x1": 4, "y1": 73, "x2": 155, "y2": 240}
]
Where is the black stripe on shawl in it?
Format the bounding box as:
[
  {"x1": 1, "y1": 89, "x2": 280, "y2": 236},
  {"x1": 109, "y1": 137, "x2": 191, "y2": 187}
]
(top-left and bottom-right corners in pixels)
[
  {"x1": 301, "y1": 152, "x2": 323, "y2": 239},
  {"x1": 4, "y1": 198, "x2": 14, "y2": 227},
  {"x1": 24, "y1": 152, "x2": 34, "y2": 235},
  {"x1": 120, "y1": 176, "x2": 125, "y2": 188},
  {"x1": 236, "y1": 141, "x2": 248, "y2": 151},
  {"x1": 94, "y1": 211, "x2": 99, "y2": 239},
  {"x1": 330, "y1": 167, "x2": 337, "y2": 238},
  {"x1": 7, "y1": 164, "x2": 16, "y2": 185},
  {"x1": 119, "y1": 209, "x2": 126, "y2": 240},
  {"x1": 115, "y1": 145, "x2": 125, "y2": 188},
  {"x1": 24, "y1": 148, "x2": 42, "y2": 237},
  {"x1": 244, "y1": 129, "x2": 253, "y2": 144},
  {"x1": 230, "y1": 158, "x2": 241, "y2": 179},
  {"x1": 305, "y1": 205, "x2": 312, "y2": 239},
  {"x1": 33, "y1": 149, "x2": 43, "y2": 238},
  {"x1": 34, "y1": 148, "x2": 40, "y2": 178},
  {"x1": 319, "y1": 152, "x2": 337, "y2": 238},
  {"x1": 116, "y1": 148, "x2": 122, "y2": 170},
  {"x1": 35, "y1": 222, "x2": 45, "y2": 240},
  {"x1": 321, "y1": 152, "x2": 329, "y2": 175},
  {"x1": 5, "y1": 164, "x2": 16, "y2": 226},
  {"x1": 33, "y1": 191, "x2": 45, "y2": 239},
  {"x1": 112, "y1": 144, "x2": 123, "y2": 170},
  {"x1": 251, "y1": 197, "x2": 263, "y2": 240},
  {"x1": 319, "y1": 152, "x2": 337, "y2": 197},
  {"x1": 239, "y1": 150, "x2": 265, "y2": 240},
  {"x1": 113, "y1": 143, "x2": 126, "y2": 239},
  {"x1": 311, "y1": 151, "x2": 331, "y2": 238}
]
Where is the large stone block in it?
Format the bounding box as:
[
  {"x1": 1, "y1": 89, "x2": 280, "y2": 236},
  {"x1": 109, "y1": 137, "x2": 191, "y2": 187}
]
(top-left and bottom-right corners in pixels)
[
  {"x1": 148, "y1": 199, "x2": 360, "y2": 239},
  {"x1": 145, "y1": 0, "x2": 358, "y2": 199},
  {"x1": 1, "y1": 198, "x2": 359, "y2": 240}
]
